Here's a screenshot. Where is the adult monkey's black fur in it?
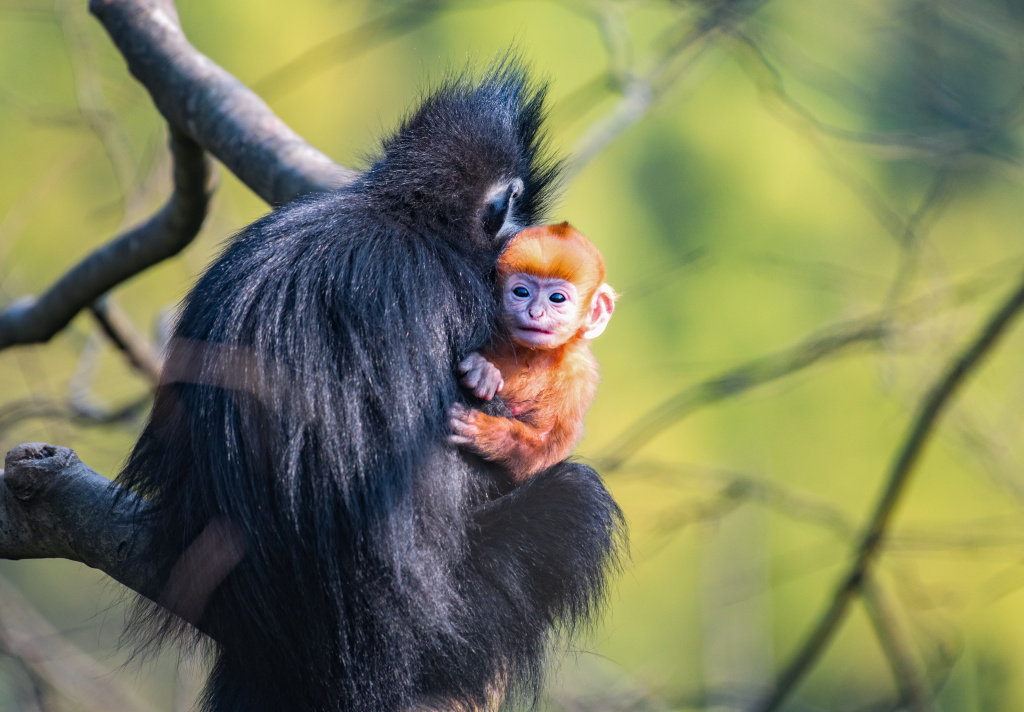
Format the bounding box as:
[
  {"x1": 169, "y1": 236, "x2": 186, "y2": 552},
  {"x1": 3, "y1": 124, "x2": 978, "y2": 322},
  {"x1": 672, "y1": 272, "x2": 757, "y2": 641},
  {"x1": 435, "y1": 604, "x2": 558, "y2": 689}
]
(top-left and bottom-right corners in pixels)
[{"x1": 117, "y1": 62, "x2": 623, "y2": 712}]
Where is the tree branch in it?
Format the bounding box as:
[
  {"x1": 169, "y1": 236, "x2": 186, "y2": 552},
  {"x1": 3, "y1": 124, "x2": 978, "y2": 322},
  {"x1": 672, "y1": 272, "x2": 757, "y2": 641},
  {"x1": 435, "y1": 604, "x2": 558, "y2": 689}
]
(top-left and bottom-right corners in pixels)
[
  {"x1": 600, "y1": 263, "x2": 1020, "y2": 472},
  {"x1": 753, "y1": 268, "x2": 1024, "y2": 712},
  {"x1": 0, "y1": 443, "x2": 153, "y2": 598},
  {"x1": 861, "y1": 573, "x2": 936, "y2": 712},
  {"x1": 0, "y1": 443, "x2": 243, "y2": 637},
  {"x1": 0, "y1": 0, "x2": 359, "y2": 351},
  {"x1": 0, "y1": 129, "x2": 212, "y2": 350},
  {"x1": 0, "y1": 576, "x2": 161, "y2": 712},
  {"x1": 568, "y1": 0, "x2": 770, "y2": 178},
  {"x1": 0, "y1": 396, "x2": 148, "y2": 438},
  {"x1": 599, "y1": 315, "x2": 889, "y2": 471},
  {"x1": 89, "y1": 295, "x2": 163, "y2": 384},
  {"x1": 88, "y1": 0, "x2": 354, "y2": 205}
]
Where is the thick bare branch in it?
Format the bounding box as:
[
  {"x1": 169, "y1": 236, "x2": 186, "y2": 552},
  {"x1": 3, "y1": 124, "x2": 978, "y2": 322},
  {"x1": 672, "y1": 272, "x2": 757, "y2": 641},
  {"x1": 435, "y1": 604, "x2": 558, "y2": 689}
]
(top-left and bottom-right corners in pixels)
[
  {"x1": 0, "y1": 443, "x2": 153, "y2": 597},
  {"x1": 0, "y1": 443, "x2": 242, "y2": 637},
  {"x1": 0, "y1": 0, "x2": 359, "y2": 351},
  {"x1": 0, "y1": 129, "x2": 212, "y2": 350},
  {"x1": 88, "y1": 0, "x2": 354, "y2": 205}
]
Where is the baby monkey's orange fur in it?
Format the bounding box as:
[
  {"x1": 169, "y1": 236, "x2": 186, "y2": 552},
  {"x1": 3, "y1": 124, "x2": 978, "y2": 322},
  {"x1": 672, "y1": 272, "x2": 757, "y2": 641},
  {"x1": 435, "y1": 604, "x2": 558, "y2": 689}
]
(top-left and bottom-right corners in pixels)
[{"x1": 449, "y1": 223, "x2": 615, "y2": 482}]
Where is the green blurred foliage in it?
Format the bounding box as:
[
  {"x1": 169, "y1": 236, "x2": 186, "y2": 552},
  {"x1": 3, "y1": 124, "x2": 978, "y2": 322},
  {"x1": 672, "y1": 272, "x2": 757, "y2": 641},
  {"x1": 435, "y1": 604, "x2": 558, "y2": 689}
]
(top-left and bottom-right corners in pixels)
[{"x1": 3, "y1": 0, "x2": 1024, "y2": 710}]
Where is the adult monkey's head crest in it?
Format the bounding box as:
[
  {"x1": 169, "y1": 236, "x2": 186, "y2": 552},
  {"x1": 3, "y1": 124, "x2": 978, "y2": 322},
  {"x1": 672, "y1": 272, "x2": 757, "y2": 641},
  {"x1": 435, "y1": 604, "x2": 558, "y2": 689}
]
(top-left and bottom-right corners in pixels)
[{"x1": 367, "y1": 58, "x2": 562, "y2": 249}]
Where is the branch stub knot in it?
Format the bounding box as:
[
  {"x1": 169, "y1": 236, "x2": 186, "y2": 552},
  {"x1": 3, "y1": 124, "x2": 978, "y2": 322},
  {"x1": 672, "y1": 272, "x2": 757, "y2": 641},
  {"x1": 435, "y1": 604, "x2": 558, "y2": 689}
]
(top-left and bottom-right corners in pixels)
[{"x1": 4, "y1": 444, "x2": 78, "y2": 502}]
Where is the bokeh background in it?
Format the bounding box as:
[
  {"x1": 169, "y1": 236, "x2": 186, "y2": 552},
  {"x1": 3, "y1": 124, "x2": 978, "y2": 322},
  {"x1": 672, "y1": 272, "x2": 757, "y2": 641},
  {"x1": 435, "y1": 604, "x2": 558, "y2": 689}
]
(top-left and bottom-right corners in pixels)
[{"x1": 3, "y1": 0, "x2": 1024, "y2": 710}]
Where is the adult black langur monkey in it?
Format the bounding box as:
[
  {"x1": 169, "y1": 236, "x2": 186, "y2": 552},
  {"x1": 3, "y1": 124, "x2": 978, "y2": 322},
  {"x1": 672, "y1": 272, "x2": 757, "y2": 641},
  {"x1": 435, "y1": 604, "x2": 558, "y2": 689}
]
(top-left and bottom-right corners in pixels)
[{"x1": 117, "y1": 61, "x2": 624, "y2": 712}]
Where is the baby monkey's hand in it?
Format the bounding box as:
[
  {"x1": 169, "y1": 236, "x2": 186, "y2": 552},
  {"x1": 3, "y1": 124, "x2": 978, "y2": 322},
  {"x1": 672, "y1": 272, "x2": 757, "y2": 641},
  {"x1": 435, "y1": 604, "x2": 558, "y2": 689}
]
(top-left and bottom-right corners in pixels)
[
  {"x1": 457, "y1": 352, "x2": 504, "y2": 401},
  {"x1": 447, "y1": 402, "x2": 481, "y2": 448}
]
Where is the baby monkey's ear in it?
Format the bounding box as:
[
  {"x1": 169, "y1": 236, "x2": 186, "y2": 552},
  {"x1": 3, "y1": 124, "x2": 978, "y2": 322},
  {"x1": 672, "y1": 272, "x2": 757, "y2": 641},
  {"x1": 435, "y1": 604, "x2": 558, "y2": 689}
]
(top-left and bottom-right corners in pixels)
[{"x1": 582, "y1": 284, "x2": 616, "y2": 340}]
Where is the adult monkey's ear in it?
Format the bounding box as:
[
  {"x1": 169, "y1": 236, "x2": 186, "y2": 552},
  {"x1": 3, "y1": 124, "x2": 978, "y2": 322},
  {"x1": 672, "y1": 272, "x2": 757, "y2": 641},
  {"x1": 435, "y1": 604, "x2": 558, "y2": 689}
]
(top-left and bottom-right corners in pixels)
[{"x1": 582, "y1": 284, "x2": 616, "y2": 340}]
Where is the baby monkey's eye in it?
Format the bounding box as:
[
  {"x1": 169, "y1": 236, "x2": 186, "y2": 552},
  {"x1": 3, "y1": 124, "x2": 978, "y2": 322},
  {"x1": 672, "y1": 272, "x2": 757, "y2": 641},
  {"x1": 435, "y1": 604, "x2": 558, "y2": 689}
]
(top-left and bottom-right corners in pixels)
[
  {"x1": 549, "y1": 292, "x2": 566, "y2": 304},
  {"x1": 512, "y1": 286, "x2": 530, "y2": 298}
]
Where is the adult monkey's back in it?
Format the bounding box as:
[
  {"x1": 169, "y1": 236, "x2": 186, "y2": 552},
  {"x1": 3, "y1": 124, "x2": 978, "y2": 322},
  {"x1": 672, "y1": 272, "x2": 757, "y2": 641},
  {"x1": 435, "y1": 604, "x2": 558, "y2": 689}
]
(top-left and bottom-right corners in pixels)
[{"x1": 117, "y1": 62, "x2": 623, "y2": 712}]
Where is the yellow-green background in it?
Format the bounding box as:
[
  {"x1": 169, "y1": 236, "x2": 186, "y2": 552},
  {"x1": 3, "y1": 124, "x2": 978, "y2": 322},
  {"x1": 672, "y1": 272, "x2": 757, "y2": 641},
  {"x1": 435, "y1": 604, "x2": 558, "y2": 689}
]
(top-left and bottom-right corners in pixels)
[{"x1": 2, "y1": 1, "x2": 1024, "y2": 710}]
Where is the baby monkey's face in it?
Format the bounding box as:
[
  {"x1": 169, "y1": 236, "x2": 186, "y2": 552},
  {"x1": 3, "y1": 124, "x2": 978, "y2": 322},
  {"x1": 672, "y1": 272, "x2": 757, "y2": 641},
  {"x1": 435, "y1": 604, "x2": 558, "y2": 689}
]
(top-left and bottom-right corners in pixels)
[{"x1": 500, "y1": 273, "x2": 582, "y2": 349}]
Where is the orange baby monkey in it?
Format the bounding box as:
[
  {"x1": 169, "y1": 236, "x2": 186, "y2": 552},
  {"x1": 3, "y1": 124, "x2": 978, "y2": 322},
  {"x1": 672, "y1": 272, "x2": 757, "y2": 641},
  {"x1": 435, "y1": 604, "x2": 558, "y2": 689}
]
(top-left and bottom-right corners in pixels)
[{"x1": 448, "y1": 222, "x2": 616, "y2": 482}]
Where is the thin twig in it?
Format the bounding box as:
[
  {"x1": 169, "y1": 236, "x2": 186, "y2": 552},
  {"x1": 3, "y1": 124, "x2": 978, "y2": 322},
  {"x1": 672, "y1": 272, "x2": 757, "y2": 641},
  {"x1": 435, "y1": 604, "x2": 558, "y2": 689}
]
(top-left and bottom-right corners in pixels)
[
  {"x1": 599, "y1": 316, "x2": 889, "y2": 471},
  {"x1": 881, "y1": 169, "x2": 956, "y2": 309},
  {"x1": 752, "y1": 269, "x2": 1024, "y2": 712},
  {"x1": 861, "y1": 573, "x2": 936, "y2": 712},
  {"x1": 600, "y1": 259, "x2": 1021, "y2": 472},
  {"x1": 252, "y1": 1, "x2": 446, "y2": 98},
  {"x1": 0, "y1": 396, "x2": 147, "y2": 439},
  {"x1": 630, "y1": 462, "x2": 857, "y2": 540},
  {"x1": 568, "y1": 0, "x2": 771, "y2": 178},
  {"x1": 89, "y1": 295, "x2": 163, "y2": 384},
  {"x1": 57, "y1": 0, "x2": 138, "y2": 207},
  {"x1": 726, "y1": 25, "x2": 1024, "y2": 168},
  {"x1": 0, "y1": 575, "x2": 160, "y2": 712}
]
